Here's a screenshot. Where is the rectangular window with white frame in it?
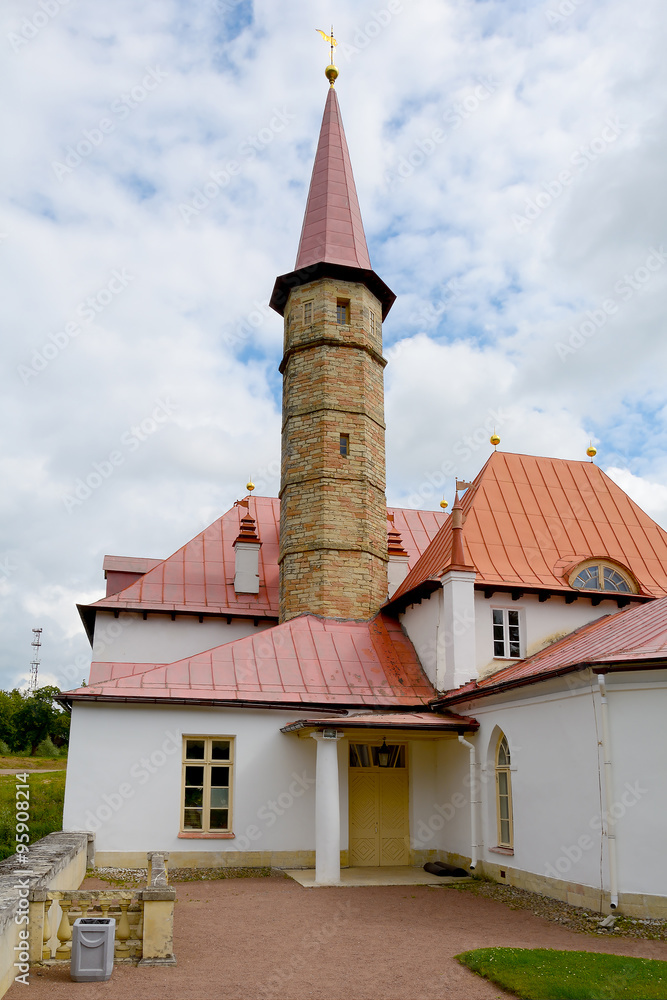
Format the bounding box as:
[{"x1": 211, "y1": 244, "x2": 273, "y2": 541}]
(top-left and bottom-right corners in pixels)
[
  {"x1": 182, "y1": 736, "x2": 234, "y2": 833},
  {"x1": 492, "y1": 608, "x2": 522, "y2": 658}
]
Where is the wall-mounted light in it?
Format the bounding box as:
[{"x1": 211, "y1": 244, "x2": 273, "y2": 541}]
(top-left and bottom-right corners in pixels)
[{"x1": 377, "y1": 738, "x2": 391, "y2": 768}]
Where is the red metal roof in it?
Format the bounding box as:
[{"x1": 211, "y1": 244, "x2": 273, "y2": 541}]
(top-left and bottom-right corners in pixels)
[
  {"x1": 281, "y1": 711, "x2": 479, "y2": 732},
  {"x1": 294, "y1": 86, "x2": 371, "y2": 272},
  {"x1": 437, "y1": 595, "x2": 667, "y2": 706},
  {"x1": 83, "y1": 500, "x2": 445, "y2": 620},
  {"x1": 391, "y1": 452, "x2": 667, "y2": 605},
  {"x1": 66, "y1": 613, "x2": 436, "y2": 708}
]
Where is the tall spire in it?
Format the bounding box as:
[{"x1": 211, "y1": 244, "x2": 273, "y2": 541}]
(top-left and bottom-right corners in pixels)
[
  {"x1": 294, "y1": 87, "x2": 372, "y2": 273},
  {"x1": 272, "y1": 69, "x2": 395, "y2": 623},
  {"x1": 270, "y1": 81, "x2": 395, "y2": 319}
]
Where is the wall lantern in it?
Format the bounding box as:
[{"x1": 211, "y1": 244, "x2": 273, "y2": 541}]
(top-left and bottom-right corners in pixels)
[{"x1": 377, "y1": 738, "x2": 391, "y2": 768}]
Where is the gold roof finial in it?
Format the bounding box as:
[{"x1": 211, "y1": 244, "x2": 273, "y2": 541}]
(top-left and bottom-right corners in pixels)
[
  {"x1": 490, "y1": 429, "x2": 500, "y2": 449},
  {"x1": 440, "y1": 496, "x2": 449, "y2": 510},
  {"x1": 586, "y1": 441, "x2": 597, "y2": 462},
  {"x1": 317, "y1": 26, "x2": 338, "y2": 85},
  {"x1": 246, "y1": 477, "x2": 255, "y2": 492}
]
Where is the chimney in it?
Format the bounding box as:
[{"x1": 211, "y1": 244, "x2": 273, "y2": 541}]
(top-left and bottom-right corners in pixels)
[
  {"x1": 436, "y1": 492, "x2": 477, "y2": 691},
  {"x1": 387, "y1": 514, "x2": 410, "y2": 598},
  {"x1": 233, "y1": 502, "x2": 262, "y2": 594}
]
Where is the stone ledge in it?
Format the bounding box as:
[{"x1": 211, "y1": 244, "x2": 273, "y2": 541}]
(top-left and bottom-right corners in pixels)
[{"x1": 0, "y1": 831, "x2": 89, "y2": 934}]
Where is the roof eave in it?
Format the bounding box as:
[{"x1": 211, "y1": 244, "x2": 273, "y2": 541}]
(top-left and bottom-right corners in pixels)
[
  {"x1": 57, "y1": 692, "x2": 434, "y2": 712},
  {"x1": 432, "y1": 656, "x2": 667, "y2": 707},
  {"x1": 270, "y1": 261, "x2": 396, "y2": 320},
  {"x1": 77, "y1": 604, "x2": 96, "y2": 646}
]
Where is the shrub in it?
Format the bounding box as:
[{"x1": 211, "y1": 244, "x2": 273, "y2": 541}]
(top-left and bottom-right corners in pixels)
[
  {"x1": 0, "y1": 741, "x2": 10, "y2": 756},
  {"x1": 35, "y1": 737, "x2": 58, "y2": 758}
]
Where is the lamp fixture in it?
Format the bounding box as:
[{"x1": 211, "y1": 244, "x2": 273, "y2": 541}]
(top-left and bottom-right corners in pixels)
[{"x1": 377, "y1": 738, "x2": 391, "y2": 768}]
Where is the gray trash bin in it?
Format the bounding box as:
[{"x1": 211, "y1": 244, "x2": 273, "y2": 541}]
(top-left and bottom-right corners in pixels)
[{"x1": 70, "y1": 917, "x2": 116, "y2": 982}]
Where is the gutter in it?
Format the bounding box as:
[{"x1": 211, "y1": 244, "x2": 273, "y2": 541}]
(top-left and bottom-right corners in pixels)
[
  {"x1": 55, "y1": 693, "x2": 436, "y2": 713},
  {"x1": 458, "y1": 735, "x2": 478, "y2": 870},
  {"x1": 597, "y1": 674, "x2": 619, "y2": 909}
]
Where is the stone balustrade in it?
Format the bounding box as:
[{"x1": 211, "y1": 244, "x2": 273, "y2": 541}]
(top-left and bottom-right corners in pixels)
[{"x1": 29, "y1": 850, "x2": 176, "y2": 968}]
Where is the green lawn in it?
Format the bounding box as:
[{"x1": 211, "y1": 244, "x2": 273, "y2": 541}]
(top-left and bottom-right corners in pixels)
[
  {"x1": 0, "y1": 754, "x2": 67, "y2": 770},
  {"x1": 457, "y1": 948, "x2": 667, "y2": 999},
  {"x1": 0, "y1": 770, "x2": 66, "y2": 861}
]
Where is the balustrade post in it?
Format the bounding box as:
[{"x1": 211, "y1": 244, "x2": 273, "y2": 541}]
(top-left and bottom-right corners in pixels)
[
  {"x1": 55, "y1": 899, "x2": 73, "y2": 960},
  {"x1": 43, "y1": 898, "x2": 53, "y2": 961},
  {"x1": 137, "y1": 888, "x2": 177, "y2": 966},
  {"x1": 28, "y1": 890, "x2": 46, "y2": 963},
  {"x1": 115, "y1": 899, "x2": 131, "y2": 959}
]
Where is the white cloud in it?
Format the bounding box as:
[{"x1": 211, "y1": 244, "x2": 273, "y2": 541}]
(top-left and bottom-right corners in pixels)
[{"x1": 1, "y1": 0, "x2": 667, "y2": 687}]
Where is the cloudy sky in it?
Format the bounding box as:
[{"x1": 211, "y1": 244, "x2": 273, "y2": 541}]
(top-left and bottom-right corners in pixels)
[{"x1": 2, "y1": 0, "x2": 667, "y2": 690}]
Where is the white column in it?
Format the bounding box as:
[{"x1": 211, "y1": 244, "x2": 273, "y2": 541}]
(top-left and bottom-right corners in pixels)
[{"x1": 311, "y1": 732, "x2": 343, "y2": 884}]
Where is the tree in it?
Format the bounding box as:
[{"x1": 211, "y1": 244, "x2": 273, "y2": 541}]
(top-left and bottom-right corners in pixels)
[{"x1": 12, "y1": 686, "x2": 68, "y2": 755}]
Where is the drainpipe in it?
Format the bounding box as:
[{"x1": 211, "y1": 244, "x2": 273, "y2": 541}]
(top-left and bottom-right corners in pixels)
[
  {"x1": 458, "y1": 735, "x2": 478, "y2": 870},
  {"x1": 597, "y1": 674, "x2": 618, "y2": 909}
]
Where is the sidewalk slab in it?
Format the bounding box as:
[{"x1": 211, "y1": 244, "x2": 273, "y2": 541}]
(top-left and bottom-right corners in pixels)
[{"x1": 284, "y1": 866, "x2": 470, "y2": 887}]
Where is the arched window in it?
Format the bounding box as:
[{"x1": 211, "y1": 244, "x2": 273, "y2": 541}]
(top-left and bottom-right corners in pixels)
[
  {"x1": 495, "y1": 735, "x2": 513, "y2": 849},
  {"x1": 569, "y1": 560, "x2": 636, "y2": 594}
]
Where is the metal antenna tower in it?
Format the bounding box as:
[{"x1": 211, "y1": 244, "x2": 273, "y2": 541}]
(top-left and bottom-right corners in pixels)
[{"x1": 30, "y1": 628, "x2": 42, "y2": 692}]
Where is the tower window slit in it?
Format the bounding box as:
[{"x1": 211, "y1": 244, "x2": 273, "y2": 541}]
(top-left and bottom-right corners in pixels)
[
  {"x1": 340, "y1": 433, "x2": 350, "y2": 457},
  {"x1": 303, "y1": 300, "x2": 313, "y2": 325},
  {"x1": 337, "y1": 299, "x2": 350, "y2": 325}
]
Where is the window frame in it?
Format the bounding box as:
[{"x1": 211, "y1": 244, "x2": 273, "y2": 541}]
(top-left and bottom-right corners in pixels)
[
  {"x1": 568, "y1": 559, "x2": 637, "y2": 595},
  {"x1": 180, "y1": 736, "x2": 234, "y2": 837},
  {"x1": 303, "y1": 299, "x2": 313, "y2": 326},
  {"x1": 491, "y1": 607, "x2": 523, "y2": 659},
  {"x1": 336, "y1": 298, "x2": 350, "y2": 325},
  {"x1": 495, "y1": 734, "x2": 514, "y2": 849},
  {"x1": 339, "y1": 433, "x2": 350, "y2": 457}
]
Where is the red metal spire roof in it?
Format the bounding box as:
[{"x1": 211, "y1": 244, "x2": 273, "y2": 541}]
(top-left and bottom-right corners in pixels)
[
  {"x1": 294, "y1": 86, "x2": 372, "y2": 271},
  {"x1": 270, "y1": 86, "x2": 395, "y2": 319},
  {"x1": 389, "y1": 452, "x2": 667, "y2": 606}
]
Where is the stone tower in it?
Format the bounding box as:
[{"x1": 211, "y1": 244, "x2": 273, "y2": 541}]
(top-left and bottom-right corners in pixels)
[{"x1": 270, "y1": 79, "x2": 395, "y2": 622}]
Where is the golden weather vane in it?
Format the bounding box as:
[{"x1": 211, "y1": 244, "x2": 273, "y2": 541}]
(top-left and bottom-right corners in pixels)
[{"x1": 316, "y1": 26, "x2": 339, "y2": 86}]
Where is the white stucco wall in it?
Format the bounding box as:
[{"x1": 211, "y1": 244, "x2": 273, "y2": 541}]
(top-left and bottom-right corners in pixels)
[
  {"x1": 64, "y1": 702, "x2": 455, "y2": 866},
  {"x1": 432, "y1": 669, "x2": 667, "y2": 902},
  {"x1": 63, "y1": 702, "x2": 327, "y2": 858},
  {"x1": 435, "y1": 675, "x2": 606, "y2": 889},
  {"x1": 401, "y1": 587, "x2": 624, "y2": 689},
  {"x1": 399, "y1": 595, "x2": 440, "y2": 688},
  {"x1": 602, "y1": 670, "x2": 667, "y2": 896},
  {"x1": 91, "y1": 610, "x2": 274, "y2": 664},
  {"x1": 475, "y1": 591, "x2": 621, "y2": 677}
]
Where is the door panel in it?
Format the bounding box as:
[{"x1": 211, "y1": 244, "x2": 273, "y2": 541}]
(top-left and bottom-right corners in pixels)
[
  {"x1": 379, "y1": 770, "x2": 410, "y2": 866},
  {"x1": 349, "y1": 771, "x2": 379, "y2": 866}
]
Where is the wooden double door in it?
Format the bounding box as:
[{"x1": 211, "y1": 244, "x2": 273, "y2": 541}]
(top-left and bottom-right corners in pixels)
[{"x1": 349, "y1": 765, "x2": 409, "y2": 866}]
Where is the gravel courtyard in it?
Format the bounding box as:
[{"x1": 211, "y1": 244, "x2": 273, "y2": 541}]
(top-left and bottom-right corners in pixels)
[{"x1": 8, "y1": 873, "x2": 667, "y2": 1000}]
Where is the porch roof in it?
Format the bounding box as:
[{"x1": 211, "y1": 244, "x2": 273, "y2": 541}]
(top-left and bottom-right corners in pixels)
[{"x1": 281, "y1": 711, "x2": 479, "y2": 735}]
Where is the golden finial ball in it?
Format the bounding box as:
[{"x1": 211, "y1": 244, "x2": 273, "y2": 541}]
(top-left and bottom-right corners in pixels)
[
  {"x1": 325, "y1": 64, "x2": 339, "y2": 85},
  {"x1": 490, "y1": 432, "x2": 501, "y2": 447},
  {"x1": 246, "y1": 480, "x2": 255, "y2": 492},
  {"x1": 440, "y1": 498, "x2": 448, "y2": 510},
  {"x1": 586, "y1": 443, "x2": 597, "y2": 459}
]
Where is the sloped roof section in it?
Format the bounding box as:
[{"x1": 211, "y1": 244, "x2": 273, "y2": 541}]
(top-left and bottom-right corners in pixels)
[
  {"x1": 391, "y1": 452, "x2": 667, "y2": 605},
  {"x1": 295, "y1": 86, "x2": 371, "y2": 272},
  {"x1": 83, "y1": 500, "x2": 445, "y2": 620},
  {"x1": 281, "y1": 710, "x2": 479, "y2": 732},
  {"x1": 64, "y1": 613, "x2": 436, "y2": 709},
  {"x1": 437, "y1": 594, "x2": 667, "y2": 705}
]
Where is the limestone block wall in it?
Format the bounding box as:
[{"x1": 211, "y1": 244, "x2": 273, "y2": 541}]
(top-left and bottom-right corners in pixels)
[{"x1": 279, "y1": 278, "x2": 388, "y2": 620}]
